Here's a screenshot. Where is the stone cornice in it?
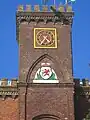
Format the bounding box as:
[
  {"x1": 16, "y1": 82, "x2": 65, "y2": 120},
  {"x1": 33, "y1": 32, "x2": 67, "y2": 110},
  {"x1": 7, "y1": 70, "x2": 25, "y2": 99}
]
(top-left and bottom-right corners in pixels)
[{"x1": 0, "y1": 87, "x2": 18, "y2": 100}]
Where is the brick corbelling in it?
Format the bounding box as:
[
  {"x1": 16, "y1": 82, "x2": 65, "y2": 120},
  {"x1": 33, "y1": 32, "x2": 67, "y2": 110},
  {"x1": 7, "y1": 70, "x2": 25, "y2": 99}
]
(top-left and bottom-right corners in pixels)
[{"x1": 16, "y1": 12, "x2": 74, "y2": 42}]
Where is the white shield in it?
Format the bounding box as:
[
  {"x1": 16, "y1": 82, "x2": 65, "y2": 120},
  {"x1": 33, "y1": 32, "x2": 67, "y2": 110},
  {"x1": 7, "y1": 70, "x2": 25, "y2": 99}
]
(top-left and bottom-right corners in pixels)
[{"x1": 40, "y1": 66, "x2": 52, "y2": 79}]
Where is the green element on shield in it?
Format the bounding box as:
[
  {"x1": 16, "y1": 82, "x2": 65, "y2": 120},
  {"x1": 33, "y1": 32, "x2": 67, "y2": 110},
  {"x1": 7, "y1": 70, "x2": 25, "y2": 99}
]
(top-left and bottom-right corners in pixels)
[{"x1": 35, "y1": 72, "x2": 56, "y2": 80}]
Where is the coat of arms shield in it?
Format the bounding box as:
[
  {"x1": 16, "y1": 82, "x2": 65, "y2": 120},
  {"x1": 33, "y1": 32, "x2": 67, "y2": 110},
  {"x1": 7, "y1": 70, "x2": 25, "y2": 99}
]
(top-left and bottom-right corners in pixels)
[
  {"x1": 34, "y1": 63, "x2": 58, "y2": 82},
  {"x1": 40, "y1": 66, "x2": 52, "y2": 79}
]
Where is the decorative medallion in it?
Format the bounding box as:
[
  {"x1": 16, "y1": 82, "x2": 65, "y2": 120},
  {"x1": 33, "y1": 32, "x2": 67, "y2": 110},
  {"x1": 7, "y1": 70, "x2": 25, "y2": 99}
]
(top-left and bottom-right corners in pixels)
[
  {"x1": 33, "y1": 63, "x2": 59, "y2": 83},
  {"x1": 34, "y1": 28, "x2": 57, "y2": 48}
]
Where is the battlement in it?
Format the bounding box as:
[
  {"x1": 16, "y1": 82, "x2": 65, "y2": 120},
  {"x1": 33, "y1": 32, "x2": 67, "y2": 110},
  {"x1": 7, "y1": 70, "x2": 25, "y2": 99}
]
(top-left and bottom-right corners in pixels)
[
  {"x1": 0, "y1": 78, "x2": 18, "y2": 100},
  {"x1": 0, "y1": 78, "x2": 89, "y2": 100},
  {"x1": 0, "y1": 78, "x2": 90, "y2": 87},
  {"x1": 17, "y1": 5, "x2": 73, "y2": 12},
  {"x1": 16, "y1": 5, "x2": 74, "y2": 42},
  {"x1": 74, "y1": 79, "x2": 90, "y2": 97},
  {"x1": 74, "y1": 78, "x2": 90, "y2": 87},
  {"x1": 0, "y1": 78, "x2": 18, "y2": 87}
]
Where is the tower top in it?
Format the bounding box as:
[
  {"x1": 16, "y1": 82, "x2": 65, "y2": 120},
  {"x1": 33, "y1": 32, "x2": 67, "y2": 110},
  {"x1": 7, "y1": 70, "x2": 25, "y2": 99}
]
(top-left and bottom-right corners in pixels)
[
  {"x1": 17, "y1": 5, "x2": 73, "y2": 12},
  {"x1": 16, "y1": 5, "x2": 74, "y2": 42}
]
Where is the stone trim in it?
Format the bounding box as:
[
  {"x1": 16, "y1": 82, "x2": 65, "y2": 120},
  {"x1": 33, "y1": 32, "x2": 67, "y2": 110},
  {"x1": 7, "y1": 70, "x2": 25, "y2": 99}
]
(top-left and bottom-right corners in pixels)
[{"x1": 33, "y1": 80, "x2": 59, "y2": 83}]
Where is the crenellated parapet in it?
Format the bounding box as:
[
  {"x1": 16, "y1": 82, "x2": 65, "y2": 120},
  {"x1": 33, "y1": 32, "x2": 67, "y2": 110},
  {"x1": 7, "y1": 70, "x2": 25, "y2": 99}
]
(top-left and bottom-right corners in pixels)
[
  {"x1": 16, "y1": 5, "x2": 74, "y2": 42},
  {"x1": 74, "y1": 78, "x2": 90, "y2": 87},
  {"x1": 17, "y1": 5, "x2": 73, "y2": 12},
  {"x1": 0, "y1": 78, "x2": 18, "y2": 100},
  {"x1": 74, "y1": 78, "x2": 90, "y2": 101},
  {"x1": 0, "y1": 78, "x2": 18, "y2": 86},
  {"x1": 0, "y1": 78, "x2": 90, "y2": 100}
]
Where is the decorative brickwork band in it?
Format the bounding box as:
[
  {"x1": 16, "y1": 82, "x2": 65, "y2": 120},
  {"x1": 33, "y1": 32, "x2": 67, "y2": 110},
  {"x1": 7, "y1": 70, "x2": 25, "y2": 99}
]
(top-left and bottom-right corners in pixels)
[
  {"x1": 0, "y1": 78, "x2": 90, "y2": 99},
  {"x1": 16, "y1": 5, "x2": 74, "y2": 42},
  {"x1": 0, "y1": 78, "x2": 18, "y2": 100},
  {"x1": 0, "y1": 78, "x2": 90, "y2": 87}
]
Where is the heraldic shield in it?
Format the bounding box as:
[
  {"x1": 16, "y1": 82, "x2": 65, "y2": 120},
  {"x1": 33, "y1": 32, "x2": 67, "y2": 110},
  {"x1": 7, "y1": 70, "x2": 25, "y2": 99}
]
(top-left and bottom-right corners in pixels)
[{"x1": 33, "y1": 63, "x2": 59, "y2": 83}]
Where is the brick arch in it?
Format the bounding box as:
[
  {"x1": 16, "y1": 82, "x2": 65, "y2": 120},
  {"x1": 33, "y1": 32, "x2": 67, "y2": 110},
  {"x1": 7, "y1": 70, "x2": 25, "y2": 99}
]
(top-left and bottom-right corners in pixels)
[
  {"x1": 32, "y1": 114, "x2": 60, "y2": 120},
  {"x1": 26, "y1": 54, "x2": 64, "y2": 83}
]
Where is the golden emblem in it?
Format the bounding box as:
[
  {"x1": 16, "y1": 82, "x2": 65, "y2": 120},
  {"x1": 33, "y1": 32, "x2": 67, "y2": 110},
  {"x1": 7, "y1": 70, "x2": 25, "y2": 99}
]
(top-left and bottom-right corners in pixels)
[{"x1": 34, "y1": 28, "x2": 57, "y2": 48}]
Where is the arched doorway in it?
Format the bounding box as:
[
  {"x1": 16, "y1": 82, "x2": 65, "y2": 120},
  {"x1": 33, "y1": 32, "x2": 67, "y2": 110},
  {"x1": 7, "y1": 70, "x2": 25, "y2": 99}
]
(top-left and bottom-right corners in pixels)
[{"x1": 32, "y1": 114, "x2": 60, "y2": 120}]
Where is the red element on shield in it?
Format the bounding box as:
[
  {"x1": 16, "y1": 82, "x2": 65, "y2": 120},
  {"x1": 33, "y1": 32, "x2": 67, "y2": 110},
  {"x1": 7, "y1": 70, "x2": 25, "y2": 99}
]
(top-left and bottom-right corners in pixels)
[{"x1": 43, "y1": 69, "x2": 50, "y2": 76}]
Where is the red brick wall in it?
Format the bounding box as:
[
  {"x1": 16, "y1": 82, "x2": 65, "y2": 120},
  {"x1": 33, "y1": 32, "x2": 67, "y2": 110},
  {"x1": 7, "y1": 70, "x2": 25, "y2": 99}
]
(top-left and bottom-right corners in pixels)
[
  {"x1": 0, "y1": 98, "x2": 18, "y2": 120},
  {"x1": 26, "y1": 87, "x2": 74, "y2": 120},
  {"x1": 75, "y1": 95, "x2": 90, "y2": 120},
  {"x1": 19, "y1": 22, "x2": 72, "y2": 83}
]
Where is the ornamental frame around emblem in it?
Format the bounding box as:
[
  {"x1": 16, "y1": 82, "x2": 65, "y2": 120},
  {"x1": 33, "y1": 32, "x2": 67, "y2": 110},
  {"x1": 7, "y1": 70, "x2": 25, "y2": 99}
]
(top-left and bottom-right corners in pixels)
[{"x1": 34, "y1": 28, "x2": 57, "y2": 48}]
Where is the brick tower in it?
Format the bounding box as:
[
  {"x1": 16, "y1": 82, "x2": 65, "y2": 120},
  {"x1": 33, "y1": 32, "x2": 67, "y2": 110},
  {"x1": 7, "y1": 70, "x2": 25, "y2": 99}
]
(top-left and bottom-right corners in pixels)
[
  {"x1": 16, "y1": 4, "x2": 74, "y2": 120},
  {"x1": 0, "y1": 4, "x2": 90, "y2": 120}
]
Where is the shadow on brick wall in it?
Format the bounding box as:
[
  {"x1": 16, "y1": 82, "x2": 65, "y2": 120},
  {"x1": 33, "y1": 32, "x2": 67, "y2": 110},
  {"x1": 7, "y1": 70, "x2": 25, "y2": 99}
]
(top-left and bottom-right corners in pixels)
[{"x1": 74, "y1": 87, "x2": 90, "y2": 120}]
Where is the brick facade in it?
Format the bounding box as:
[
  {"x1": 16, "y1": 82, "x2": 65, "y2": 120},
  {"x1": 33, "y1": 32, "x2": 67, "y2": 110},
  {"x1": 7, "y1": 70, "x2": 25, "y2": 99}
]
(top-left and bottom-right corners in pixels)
[
  {"x1": 17, "y1": 5, "x2": 74, "y2": 120},
  {"x1": 0, "y1": 5, "x2": 90, "y2": 120},
  {"x1": 0, "y1": 98, "x2": 18, "y2": 120}
]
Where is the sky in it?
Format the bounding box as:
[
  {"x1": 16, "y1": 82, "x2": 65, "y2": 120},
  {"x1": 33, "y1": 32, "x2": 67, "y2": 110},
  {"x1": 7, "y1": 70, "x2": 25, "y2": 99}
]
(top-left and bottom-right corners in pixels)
[{"x1": 0, "y1": 0, "x2": 90, "y2": 80}]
